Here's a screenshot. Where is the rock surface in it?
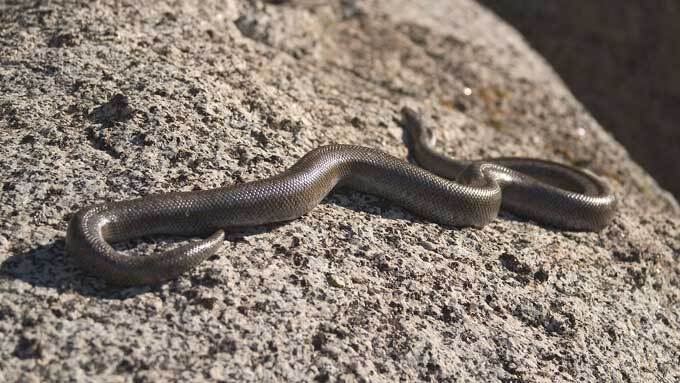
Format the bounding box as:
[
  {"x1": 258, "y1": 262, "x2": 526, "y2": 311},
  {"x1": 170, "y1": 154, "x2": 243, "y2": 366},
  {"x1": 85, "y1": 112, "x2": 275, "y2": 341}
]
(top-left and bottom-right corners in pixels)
[
  {"x1": 0, "y1": 0, "x2": 678, "y2": 382},
  {"x1": 479, "y1": 0, "x2": 680, "y2": 199}
]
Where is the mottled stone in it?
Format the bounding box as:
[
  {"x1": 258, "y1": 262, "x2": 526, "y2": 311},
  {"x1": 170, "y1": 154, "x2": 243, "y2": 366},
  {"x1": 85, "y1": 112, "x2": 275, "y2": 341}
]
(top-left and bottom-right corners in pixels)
[
  {"x1": 0, "y1": 1, "x2": 678, "y2": 382},
  {"x1": 480, "y1": 0, "x2": 680, "y2": 199}
]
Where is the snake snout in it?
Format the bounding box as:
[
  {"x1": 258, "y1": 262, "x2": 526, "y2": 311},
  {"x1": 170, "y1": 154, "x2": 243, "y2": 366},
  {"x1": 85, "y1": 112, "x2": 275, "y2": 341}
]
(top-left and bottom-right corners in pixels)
[{"x1": 400, "y1": 107, "x2": 435, "y2": 146}]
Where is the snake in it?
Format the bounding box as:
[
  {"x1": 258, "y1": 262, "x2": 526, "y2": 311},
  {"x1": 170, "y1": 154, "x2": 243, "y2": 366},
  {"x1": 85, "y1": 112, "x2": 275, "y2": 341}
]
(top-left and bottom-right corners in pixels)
[{"x1": 66, "y1": 107, "x2": 617, "y2": 285}]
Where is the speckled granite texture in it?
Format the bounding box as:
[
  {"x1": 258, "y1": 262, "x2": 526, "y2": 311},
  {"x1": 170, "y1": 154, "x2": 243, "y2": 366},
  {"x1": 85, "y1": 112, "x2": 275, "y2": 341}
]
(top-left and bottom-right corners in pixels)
[
  {"x1": 479, "y1": 0, "x2": 680, "y2": 199},
  {"x1": 1, "y1": 1, "x2": 678, "y2": 382}
]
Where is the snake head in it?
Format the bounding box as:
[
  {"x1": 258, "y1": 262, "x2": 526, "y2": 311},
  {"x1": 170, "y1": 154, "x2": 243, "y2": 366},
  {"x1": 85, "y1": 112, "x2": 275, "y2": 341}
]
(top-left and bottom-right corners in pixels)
[{"x1": 400, "y1": 107, "x2": 436, "y2": 147}]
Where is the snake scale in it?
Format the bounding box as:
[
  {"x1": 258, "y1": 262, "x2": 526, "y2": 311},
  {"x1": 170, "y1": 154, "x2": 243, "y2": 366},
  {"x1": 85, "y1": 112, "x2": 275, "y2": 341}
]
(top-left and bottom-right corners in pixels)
[{"x1": 66, "y1": 107, "x2": 617, "y2": 285}]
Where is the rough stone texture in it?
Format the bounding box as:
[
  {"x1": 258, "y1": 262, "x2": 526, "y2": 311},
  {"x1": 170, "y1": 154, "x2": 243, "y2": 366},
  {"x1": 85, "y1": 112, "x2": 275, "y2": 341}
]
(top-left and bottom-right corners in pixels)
[
  {"x1": 0, "y1": 0, "x2": 678, "y2": 382},
  {"x1": 478, "y1": 0, "x2": 680, "y2": 199}
]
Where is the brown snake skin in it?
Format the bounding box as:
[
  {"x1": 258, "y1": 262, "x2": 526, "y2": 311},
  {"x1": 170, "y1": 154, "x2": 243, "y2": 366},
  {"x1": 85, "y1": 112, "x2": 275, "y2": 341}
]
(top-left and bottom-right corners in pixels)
[{"x1": 66, "y1": 107, "x2": 617, "y2": 285}]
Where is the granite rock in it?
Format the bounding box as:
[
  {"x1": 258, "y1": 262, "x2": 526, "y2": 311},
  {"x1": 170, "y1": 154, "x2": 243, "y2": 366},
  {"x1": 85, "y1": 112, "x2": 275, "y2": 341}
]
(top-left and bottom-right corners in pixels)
[
  {"x1": 479, "y1": 0, "x2": 680, "y2": 199},
  {"x1": 0, "y1": 1, "x2": 678, "y2": 382}
]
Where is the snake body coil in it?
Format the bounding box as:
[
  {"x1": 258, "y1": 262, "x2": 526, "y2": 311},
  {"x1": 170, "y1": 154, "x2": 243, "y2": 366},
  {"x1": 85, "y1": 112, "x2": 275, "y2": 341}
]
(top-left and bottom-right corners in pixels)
[{"x1": 66, "y1": 108, "x2": 617, "y2": 285}]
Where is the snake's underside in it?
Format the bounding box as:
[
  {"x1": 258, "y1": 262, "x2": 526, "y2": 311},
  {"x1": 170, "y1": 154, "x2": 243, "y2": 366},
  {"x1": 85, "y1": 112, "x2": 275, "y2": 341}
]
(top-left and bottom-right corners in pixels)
[{"x1": 66, "y1": 107, "x2": 617, "y2": 285}]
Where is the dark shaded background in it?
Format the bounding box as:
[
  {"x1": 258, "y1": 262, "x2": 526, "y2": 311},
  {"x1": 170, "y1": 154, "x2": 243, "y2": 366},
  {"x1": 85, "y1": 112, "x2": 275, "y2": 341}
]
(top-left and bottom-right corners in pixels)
[{"x1": 478, "y1": 0, "x2": 680, "y2": 198}]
